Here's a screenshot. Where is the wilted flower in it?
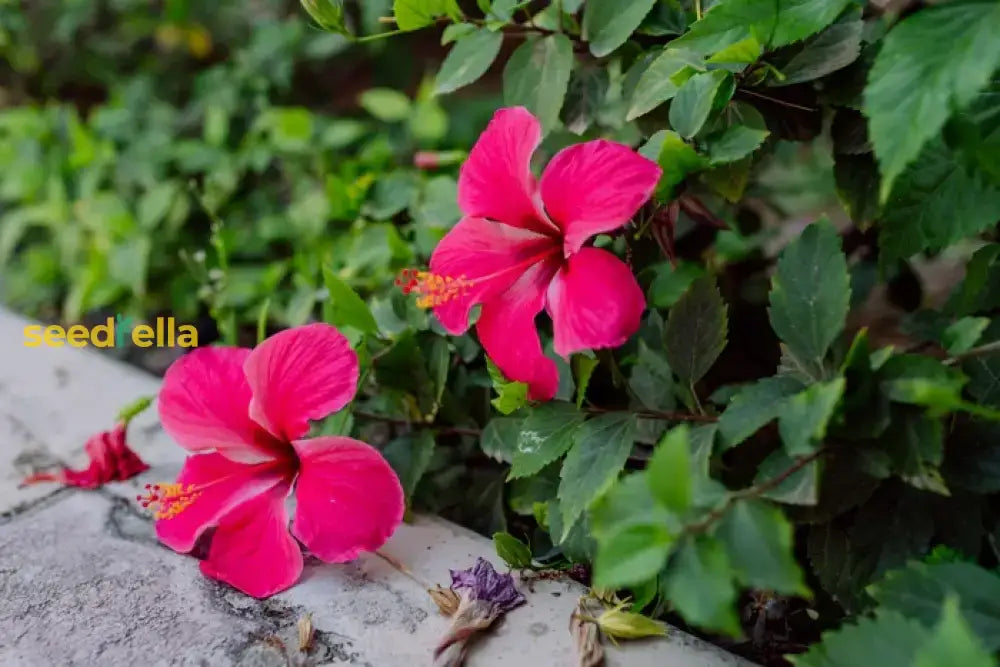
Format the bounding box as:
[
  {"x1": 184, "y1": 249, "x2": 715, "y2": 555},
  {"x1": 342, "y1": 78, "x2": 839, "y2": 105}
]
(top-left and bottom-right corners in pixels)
[
  {"x1": 399, "y1": 107, "x2": 661, "y2": 401},
  {"x1": 428, "y1": 585, "x2": 461, "y2": 616},
  {"x1": 22, "y1": 422, "x2": 148, "y2": 489},
  {"x1": 433, "y1": 558, "x2": 526, "y2": 666},
  {"x1": 146, "y1": 323, "x2": 404, "y2": 599},
  {"x1": 570, "y1": 597, "x2": 605, "y2": 667}
]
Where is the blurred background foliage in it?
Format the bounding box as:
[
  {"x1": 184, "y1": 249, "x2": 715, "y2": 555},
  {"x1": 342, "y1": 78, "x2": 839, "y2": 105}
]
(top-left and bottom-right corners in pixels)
[{"x1": 5, "y1": 1, "x2": 1000, "y2": 665}]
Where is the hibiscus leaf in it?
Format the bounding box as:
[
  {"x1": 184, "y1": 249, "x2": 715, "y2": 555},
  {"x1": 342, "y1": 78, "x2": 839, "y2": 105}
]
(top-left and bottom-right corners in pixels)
[
  {"x1": 662, "y1": 536, "x2": 742, "y2": 636},
  {"x1": 383, "y1": 430, "x2": 436, "y2": 500},
  {"x1": 503, "y1": 34, "x2": 574, "y2": 134},
  {"x1": 669, "y1": 70, "x2": 730, "y2": 139},
  {"x1": 508, "y1": 402, "x2": 586, "y2": 480},
  {"x1": 480, "y1": 416, "x2": 524, "y2": 463},
  {"x1": 793, "y1": 612, "x2": 929, "y2": 666},
  {"x1": 672, "y1": 0, "x2": 853, "y2": 55},
  {"x1": 704, "y1": 124, "x2": 770, "y2": 165},
  {"x1": 717, "y1": 499, "x2": 808, "y2": 595},
  {"x1": 769, "y1": 218, "x2": 851, "y2": 363},
  {"x1": 777, "y1": 378, "x2": 845, "y2": 456},
  {"x1": 770, "y1": 11, "x2": 863, "y2": 87},
  {"x1": 647, "y1": 425, "x2": 692, "y2": 513},
  {"x1": 626, "y1": 48, "x2": 703, "y2": 121},
  {"x1": 865, "y1": 1, "x2": 1000, "y2": 200},
  {"x1": 393, "y1": 0, "x2": 461, "y2": 31},
  {"x1": 321, "y1": 266, "x2": 378, "y2": 334},
  {"x1": 583, "y1": 0, "x2": 658, "y2": 58},
  {"x1": 878, "y1": 139, "x2": 1000, "y2": 264},
  {"x1": 664, "y1": 276, "x2": 728, "y2": 385},
  {"x1": 639, "y1": 130, "x2": 708, "y2": 201},
  {"x1": 435, "y1": 28, "x2": 504, "y2": 95},
  {"x1": 914, "y1": 596, "x2": 995, "y2": 667},
  {"x1": 558, "y1": 412, "x2": 638, "y2": 539},
  {"x1": 593, "y1": 522, "x2": 674, "y2": 588},
  {"x1": 718, "y1": 375, "x2": 805, "y2": 447}
]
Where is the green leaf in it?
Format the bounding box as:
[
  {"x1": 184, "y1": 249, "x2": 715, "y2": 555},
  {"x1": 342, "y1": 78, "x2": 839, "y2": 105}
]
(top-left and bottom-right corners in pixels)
[
  {"x1": 664, "y1": 276, "x2": 728, "y2": 384},
  {"x1": 435, "y1": 28, "x2": 504, "y2": 94},
  {"x1": 864, "y1": 1, "x2": 1000, "y2": 200},
  {"x1": 869, "y1": 561, "x2": 1000, "y2": 650},
  {"x1": 673, "y1": 0, "x2": 852, "y2": 55},
  {"x1": 117, "y1": 395, "x2": 154, "y2": 425},
  {"x1": 772, "y1": 13, "x2": 862, "y2": 86},
  {"x1": 705, "y1": 34, "x2": 761, "y2": 66},
  {"x1": 704, "y1": 124, "x2": 769, "y2": 164},
  {"x1": 487, "y1": 358, "x2": 530, "y2": 415},
  {"x1": 572, "y1": 354, "x2": 599, "y2": 408},
  {"x1": 503, "y1": 34, "x2": 574, "y2": 133},
  {"x1": 949, "y1": 244, "x2": 1000, "y2": 316},
  {"x1": 583, "y1": 0, "x2": 657, "y2": 58},
  {"x1": 777, "y1": 378, "x2": 845, "y2": 455},
  {"x1": 647, "y1": 425, "x2": 691, "y2": 512},
  {"x1": 718, "y1": 375, "x2": 804, "y2": 447},
  {"x1": 383, "y1": 431, "x2": 436, "y2": 499},
  {"x1": 639, "y1": 130, "x2": 709, "y2": 200},
  {"x1": 358, "y1": 88, "x2": 412, "y2": 122},
  {"x1": 663, "y1": 536, "x2": 741, "y2": 635},
  {"x1": 879, "y1": 139, "x2": 1000, "y2": 264},
  {"x1": 493, "y1": 532, "x2": 533, "y2": 569},
  {"x1": 792, "y1": 612, "x2": 928, "y2": 667},
  {"x1": 915, "y1": 596, "x2": 996, "y2": 667},
  {"x1": 394, "y1": 0, "x2": 461, "y2": 31},
  {"x1": 834, "y1": 153, "x2": 880, "y2": 228},
  {"x1": 591, "y1": 473, "x2": 673, "y2": 540},
  {"x1": 718, "y1": 499, "x2": 808, "y2": 595},
  {"x1": 480, "y1": 416, "x2": 524, "y2": 463},
  {"x1": 648, "y1": 261, "x2": 706, "y2": 308},
  {"x1": 626, "y1": 48, "x2": 703, "y2": 121},
  {"x1": 558, "y1": 413, "x2": 638, "y2": 537},
  {"x1": 630, "y1": 338, "x2": 677, "y2": 412},
  {"x1": 769, "y1": 219, "x2": 851, "y2": 362},
  {"x1": 321, "y1": 267, "x2": 378, "y2": 334},
  {"x1": 593, "y1": 523, "x2": 674, "y2": 588},
  {"x1": 669, "y1": 70, "x2": 729, "y2": 139},
  {"x1": 301, "y1": 0, "x2": 349, "y2": 34},
  {"x1": 509, "y1": 402, "x2": 586, "y2": 479},
  {"x1": 561, "y1": 66, "x2": 611, "y2": 135},
  {"x1": 943, "y1": 317, "x2": 989, "y2": 355}
]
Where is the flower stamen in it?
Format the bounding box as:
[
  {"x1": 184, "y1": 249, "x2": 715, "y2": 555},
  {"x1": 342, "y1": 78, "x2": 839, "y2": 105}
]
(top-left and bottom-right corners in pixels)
[
  {"x1": 136, "y1": 482, "x2": 201, "y2": 520},
  {"x1": 395, "y1": 269, "x2": 472, "y2": 308}
]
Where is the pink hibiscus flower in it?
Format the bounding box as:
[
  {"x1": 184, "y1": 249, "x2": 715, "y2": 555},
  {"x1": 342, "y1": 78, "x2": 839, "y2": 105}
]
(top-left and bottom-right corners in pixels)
[
  {"x1": 398, "y1": 107, "x2": 661, "y2": 401},
  {"x1": 142, "y1": 323, "x2": 404, "y2": 599},
  {"x1": 22, "y1": 422, "x2": 149, "y2": 489}
]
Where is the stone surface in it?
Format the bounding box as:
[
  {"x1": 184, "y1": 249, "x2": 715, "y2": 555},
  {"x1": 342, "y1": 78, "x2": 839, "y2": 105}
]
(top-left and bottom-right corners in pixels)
[{"x1": 0, "y1": 310, "x2": 752, "y2": 666}]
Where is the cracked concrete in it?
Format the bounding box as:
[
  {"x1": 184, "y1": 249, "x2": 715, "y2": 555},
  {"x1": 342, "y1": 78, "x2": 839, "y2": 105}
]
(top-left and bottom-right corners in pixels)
[{"x1": 0, "y1": 309, "x2": 751, "y2": 666}]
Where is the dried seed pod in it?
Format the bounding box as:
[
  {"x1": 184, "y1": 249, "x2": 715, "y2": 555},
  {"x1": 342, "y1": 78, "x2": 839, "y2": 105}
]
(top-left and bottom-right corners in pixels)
[
  {"x1": 570, "y1": 597, "x2": 605, "y2": 667},
  {"x1": 428, "y1": 585, "x2": 461, "y2": 617}
]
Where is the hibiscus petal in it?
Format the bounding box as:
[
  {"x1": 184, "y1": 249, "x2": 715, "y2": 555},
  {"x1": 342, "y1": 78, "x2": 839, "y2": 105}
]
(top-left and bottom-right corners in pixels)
[
  {"x1": 547, "y1": 247, "x2": 646, "y2": 357},
  {"x1": 426, "y1": 216, "x2": 559, "y2": 335},
  {"x1": 291, "y1": 436, "x2": 404, "y2": 563},
  {"x1": 159, "y1": 347, "x2": 283, "y2": 464},
  {"x1": 539, "y1": 139, "x2": 661, "y2": 255},
  {"x1": 155, "y1": 453, "x2": 291, "y2": 554},
  {"x1": 245, "y1": 323, "x2": 359, "y2": 442},
  {"x1": 200, "y1": 483, "x2": 303, "y2": 599},
  {"x1": 477, "y1": 258, "x2": 561, "y2": 401},
  {"x1": 457, "y1": 107, "x2": 556, "y2": 234},
  {"x1": 22, "y1": 423, "x2": 149, "y2": 489}
]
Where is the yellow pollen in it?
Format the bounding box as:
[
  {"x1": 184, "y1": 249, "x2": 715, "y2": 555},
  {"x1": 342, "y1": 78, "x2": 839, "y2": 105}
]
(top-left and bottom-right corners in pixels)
[
  {"x1": 136, "y1": 482, "x2": 201, "y2": 520},
  {"x1": 396, "y1": 269, "x2": 472, "y2": 308}
]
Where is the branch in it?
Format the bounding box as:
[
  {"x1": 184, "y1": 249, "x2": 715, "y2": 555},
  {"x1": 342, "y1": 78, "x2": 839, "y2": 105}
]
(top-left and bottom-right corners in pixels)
[
  {"x1": 352, "y1": 410, "x2": 482, "y2": 436},
  {"x1": 681, "y1": 448, "x2": 826, "y2": 536},
  {"x1": 585, "y1": 406, "x2": 718, "y2": 423},
  {"x1": 945, "y1": 339, "x2": 1000, "y2": 365}
]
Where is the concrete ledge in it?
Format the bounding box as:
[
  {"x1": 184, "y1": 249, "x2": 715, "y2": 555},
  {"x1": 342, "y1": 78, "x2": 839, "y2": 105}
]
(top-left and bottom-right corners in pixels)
[{"x1": 0, "y1": 310, "x2": 751, "y2": 666}]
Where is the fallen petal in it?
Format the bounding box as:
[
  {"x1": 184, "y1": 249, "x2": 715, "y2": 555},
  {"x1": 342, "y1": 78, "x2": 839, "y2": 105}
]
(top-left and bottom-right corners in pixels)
[{"x1": 22, "y1": 423, "x2": 148, "y2": 489}]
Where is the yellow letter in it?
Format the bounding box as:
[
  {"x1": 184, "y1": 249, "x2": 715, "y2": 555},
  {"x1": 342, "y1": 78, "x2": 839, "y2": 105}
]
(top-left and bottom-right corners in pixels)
[
  {"x1": 132, "y1": 325, "x2": 154, "y2": 348},
  {"x1": 92, "y1": 318, "x2": 114, "y2": 348},
  {"x1": 44, "y1": 326, "x2": 66, "y2": 347},
  {"x1": 23, "y1": 325, "x2": 43, "y2": 347},
  {"x1": 67, "y1": 325, "x2": 89, "y2": 348},
  {"x1": 177, "y1": 325, "x2": 199, "y2": 348}
]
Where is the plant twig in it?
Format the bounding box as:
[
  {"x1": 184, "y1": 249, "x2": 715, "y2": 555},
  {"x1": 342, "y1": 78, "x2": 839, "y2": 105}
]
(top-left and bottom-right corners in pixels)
[
  {"x1": 945, "y1": 340, "x2": 1000, "y2": 365},
  {"x1": 738, "y1": 89, "x2": 817, "y2": 112},
  {"x1": 352, "y1": 410, "x2": 482, "y2": 436},
  {"x1": 682, "y1": 448, "x2": 826, "y2": 536},
  {"x1": 584, "y1": 406, "x2": 718, "y2": 423}
]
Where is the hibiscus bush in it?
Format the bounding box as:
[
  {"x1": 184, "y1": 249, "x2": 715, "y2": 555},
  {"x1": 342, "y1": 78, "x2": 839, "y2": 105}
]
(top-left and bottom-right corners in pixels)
[{"x1": 5, "y1": 0, "x2": 1000, "y2": 664}]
